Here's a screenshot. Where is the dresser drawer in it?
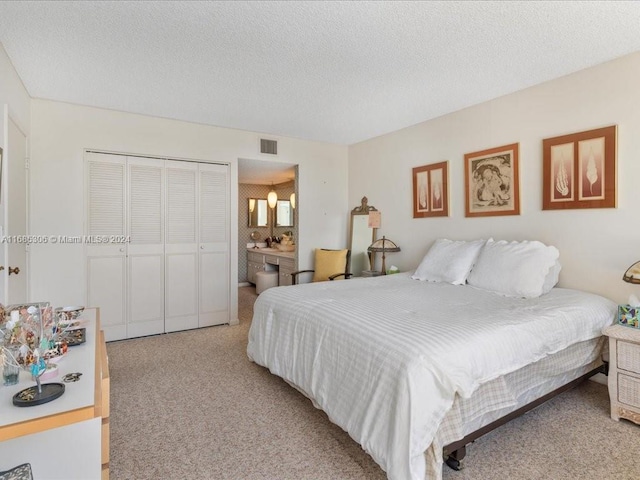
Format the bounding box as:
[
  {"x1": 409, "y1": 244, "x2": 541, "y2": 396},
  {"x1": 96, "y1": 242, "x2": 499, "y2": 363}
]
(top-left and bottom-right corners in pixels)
[
  {"x1": 617, "y1": 340, "x2": 640, "y2": 374},
  {"x1": 278, "y1": 258, "x2": 295, "y2": 272},
  {"x1": 618, "y1": 373, "x2": 640, "y2": 408},
  {"x1": 278, "y1": 258, "x2": 295, "y2": 287},
  {"x1": 265, "y1": 254, "x2": 280, "y2": 265},
  {"x1": 247, "y1": 261, "x2": 264, "y2": 284},
  {"x1": 247, "y1": 251, "x2": 264, "y2": 263}
]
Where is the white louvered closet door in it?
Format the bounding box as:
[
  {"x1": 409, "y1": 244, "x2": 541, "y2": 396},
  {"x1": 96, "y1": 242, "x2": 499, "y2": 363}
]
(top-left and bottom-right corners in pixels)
[
  {"x1": 127, "y1": 157, "x2": 165, "y2": 338},
  {"x1": 165, "y1": 160, "x2": 199, "y2": 332},
  {"x1": 198, "y1": 163, "x2": 229, "y2": 327},
  {"x1": 86, "y1": 152, "x2": 127, "y2": 341}
]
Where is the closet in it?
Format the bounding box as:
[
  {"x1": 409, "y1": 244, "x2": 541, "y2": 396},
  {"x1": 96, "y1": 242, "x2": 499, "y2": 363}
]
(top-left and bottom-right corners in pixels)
[{"x1": 85, "y1": 152, "x2": 230, "y2": 341}]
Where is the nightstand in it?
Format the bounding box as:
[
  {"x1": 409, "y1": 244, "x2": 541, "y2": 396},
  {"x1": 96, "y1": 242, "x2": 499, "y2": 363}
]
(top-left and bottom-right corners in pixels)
[{"x1": 603, "y1": 324, "x2": 640, "y2": 425}]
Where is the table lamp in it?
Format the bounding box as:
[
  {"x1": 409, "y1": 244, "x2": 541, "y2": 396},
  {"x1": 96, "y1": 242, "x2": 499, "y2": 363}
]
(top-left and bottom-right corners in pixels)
[
  {"x1": 623, "y1": 261, "x2": 640, "y2": 284},
  {"x1": 368, "y1": 236, "x2": 400, "y2": 275}
]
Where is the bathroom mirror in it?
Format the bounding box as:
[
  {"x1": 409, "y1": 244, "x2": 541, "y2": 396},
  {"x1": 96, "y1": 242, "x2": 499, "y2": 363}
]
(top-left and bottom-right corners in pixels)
[
  {"x1": 349, "y1": 197, "x2": 378, "y2": 276},
  {"x1": 275, "y1": 200, "x2": 294, "y2": 227},
  {"x1": 248, "y1": 198, "x2": 268, "y2": 227}
]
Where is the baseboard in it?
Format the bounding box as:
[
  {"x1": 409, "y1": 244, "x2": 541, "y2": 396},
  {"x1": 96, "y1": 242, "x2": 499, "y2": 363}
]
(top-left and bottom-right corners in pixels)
[
  {"x1": 590, "y1": 372, "x2": 607, "y2": 385},
  {"x1": 238, "y1": 282, "x2": 251, "y2": 287}
]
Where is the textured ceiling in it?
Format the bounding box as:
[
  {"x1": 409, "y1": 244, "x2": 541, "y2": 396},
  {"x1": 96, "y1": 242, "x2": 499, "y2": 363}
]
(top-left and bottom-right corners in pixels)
[{"x1": 1, "y1": 1, "x2": 639, "y2": 146}]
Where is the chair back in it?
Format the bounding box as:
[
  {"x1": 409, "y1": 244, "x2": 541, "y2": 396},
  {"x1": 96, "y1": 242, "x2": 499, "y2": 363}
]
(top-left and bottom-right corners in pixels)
[{"x1": 312, "y1": 249, "x2": 350, "y2": 282}]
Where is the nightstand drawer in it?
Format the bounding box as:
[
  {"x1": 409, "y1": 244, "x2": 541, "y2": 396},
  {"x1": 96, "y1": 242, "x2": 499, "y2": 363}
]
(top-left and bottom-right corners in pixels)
[
  {"x1": 618, "y1": 373, "x2": 640, "y2": 408},
  {"x1": 617, "y1": 340, "x2": 640, "y2": 374}
]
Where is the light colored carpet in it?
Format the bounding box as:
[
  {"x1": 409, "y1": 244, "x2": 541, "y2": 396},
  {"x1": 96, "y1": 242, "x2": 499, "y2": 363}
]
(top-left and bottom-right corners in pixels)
[{"x1": 107, "y1": 287, "x2": 640, "y2": 480}]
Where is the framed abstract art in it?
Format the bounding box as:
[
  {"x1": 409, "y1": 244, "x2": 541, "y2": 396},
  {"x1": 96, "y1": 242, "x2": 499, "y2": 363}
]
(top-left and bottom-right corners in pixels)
[
  {"x1": 464, "y1": 143, "x2": 520, "y2": 217},
  {"x1": 412, "y1": 161, "x2": 449, "y2": 218},
  {"x1": 542, "y1": 125, "x2": 617, "y2": 210}
]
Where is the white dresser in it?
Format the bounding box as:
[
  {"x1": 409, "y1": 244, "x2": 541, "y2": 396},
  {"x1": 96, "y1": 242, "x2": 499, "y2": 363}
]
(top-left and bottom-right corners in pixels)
[{"x1": 0, "y1": 308, "x2": 110, "y2": 479}]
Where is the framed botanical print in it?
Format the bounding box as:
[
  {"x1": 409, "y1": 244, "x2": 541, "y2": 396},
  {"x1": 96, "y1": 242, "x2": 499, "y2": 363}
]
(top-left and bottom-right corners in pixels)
[
  {"x1": 412, "y1": 161, "x2": 449, "y2": 218},
  {"x1": 542, "y1": 125, "x2": 617, "y2": 210},
  {"x1": 464, "y1": 143, "x2": 520, "y2": 217}
]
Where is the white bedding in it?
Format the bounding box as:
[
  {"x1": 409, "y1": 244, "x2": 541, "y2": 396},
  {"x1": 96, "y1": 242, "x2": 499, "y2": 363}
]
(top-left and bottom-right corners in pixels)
[{"x1": 246, "y1": 273, "x2": 616, "y2": 480}]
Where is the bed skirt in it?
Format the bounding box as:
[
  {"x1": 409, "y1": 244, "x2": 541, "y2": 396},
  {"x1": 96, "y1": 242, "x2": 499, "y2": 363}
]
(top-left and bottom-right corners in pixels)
[{"x1": 427, "y1": 336, "x2": 605, "y2": 479}]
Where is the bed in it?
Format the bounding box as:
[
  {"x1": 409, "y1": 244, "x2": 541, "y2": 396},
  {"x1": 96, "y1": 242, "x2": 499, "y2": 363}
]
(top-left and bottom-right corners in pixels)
[{"x1": 247, "y1": 239, "x2": 617, "y2": 480}]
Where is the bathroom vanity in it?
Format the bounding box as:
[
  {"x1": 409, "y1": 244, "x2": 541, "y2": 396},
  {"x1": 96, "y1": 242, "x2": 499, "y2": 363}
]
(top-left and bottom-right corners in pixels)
[{"x1": 247, "y1": 248, "x2": 296, "y2": 287}]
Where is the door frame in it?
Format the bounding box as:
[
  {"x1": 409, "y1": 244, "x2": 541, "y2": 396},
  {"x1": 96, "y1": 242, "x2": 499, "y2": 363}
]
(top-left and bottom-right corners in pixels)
[{"x1": 2, "y1": 107, "x2": 30, "y2": 304}]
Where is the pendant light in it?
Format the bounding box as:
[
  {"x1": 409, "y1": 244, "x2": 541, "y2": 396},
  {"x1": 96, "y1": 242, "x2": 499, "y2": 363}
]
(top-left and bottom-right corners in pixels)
[{"x1": 267, "y1": 182, "x2": 278, "y2": 209}]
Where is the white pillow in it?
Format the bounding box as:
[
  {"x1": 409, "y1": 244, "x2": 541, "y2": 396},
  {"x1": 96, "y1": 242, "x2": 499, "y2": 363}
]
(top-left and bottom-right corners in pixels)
[
  {"x1": 541, "y1": 259, "x2": 562, "y2": 294},
  {"x1": 412, "y1": 238, "x2": 487, "y2": 285},
  {"x1": 467, "y1": 239, "x2": 560, "y2": 298}
]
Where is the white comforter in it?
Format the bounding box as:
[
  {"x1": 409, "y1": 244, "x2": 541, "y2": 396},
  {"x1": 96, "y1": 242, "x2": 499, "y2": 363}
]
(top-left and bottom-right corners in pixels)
[{"x1": 246, "y1": 273, "x2": 616, "y2": 480}]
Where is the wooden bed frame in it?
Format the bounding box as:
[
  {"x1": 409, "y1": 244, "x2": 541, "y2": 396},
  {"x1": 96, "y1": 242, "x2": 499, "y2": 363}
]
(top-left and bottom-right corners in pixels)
[{"x1": 443, "y1": 363, "x2": 607, "y2": 470}]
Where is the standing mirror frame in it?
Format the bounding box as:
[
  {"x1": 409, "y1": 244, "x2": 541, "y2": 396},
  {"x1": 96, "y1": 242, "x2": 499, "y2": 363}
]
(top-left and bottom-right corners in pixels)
[{"x1": 349, "y1": 197, "x2": 378, "y2": 276}]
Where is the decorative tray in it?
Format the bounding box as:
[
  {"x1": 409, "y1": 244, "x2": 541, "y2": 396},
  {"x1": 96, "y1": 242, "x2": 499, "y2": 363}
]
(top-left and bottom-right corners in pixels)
[
  {"x1": 62, "y1": 328, "x2": 86, "y2": 347},
  {"x1": 13, "y1": 383, "x2": 65, "y2": 407}
]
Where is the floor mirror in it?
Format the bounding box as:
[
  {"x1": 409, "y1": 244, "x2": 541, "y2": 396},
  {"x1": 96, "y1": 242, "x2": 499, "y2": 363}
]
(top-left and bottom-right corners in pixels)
[{"x1": 349, "y1": 197, "x2": 378, "y2": 276}]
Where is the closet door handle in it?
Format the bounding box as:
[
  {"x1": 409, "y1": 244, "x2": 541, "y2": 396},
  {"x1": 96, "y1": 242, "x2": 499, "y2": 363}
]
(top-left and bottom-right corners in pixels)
[{"x1": 9, "y1": 266, "x2": 20, "y2": 275}]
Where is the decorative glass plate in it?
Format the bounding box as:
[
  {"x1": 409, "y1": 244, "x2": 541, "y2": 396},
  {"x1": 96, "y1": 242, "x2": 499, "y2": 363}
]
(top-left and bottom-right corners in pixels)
[{"x1": 62, "y1": 328, "x2": 86, "y2": 347}]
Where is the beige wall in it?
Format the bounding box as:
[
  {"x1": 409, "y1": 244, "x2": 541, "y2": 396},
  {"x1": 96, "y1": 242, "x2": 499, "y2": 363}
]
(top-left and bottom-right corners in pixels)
[
  {"x1": 29, "y1": 99, "x2": 348, "y2": 320},
  {"x1": 348, "y1": 52, "x2": 640, "y2": 304}
]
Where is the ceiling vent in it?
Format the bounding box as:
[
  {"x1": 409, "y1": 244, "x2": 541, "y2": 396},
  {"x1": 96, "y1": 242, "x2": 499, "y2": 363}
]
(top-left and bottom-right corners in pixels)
[{"x1": 260, "y1": 138, "x2": 278, "y2": 155}]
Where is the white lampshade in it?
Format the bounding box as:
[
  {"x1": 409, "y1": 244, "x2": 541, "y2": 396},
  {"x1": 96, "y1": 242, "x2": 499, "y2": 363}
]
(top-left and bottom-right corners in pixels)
[
  {"x1": 249, "y1": 198, "x2": 256, "y2": 213},
  {"x1": 267, "y1": 186, "x2": 278, "y2": 209},
  {"x1": 290, "y1": 192, "x2": 296, "y2": 209}
]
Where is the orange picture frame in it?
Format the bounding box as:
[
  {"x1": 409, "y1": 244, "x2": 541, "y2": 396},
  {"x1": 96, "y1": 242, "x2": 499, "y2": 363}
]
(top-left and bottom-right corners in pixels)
[
  {"x1": 542, "y1": 125, "x2": 617, "y2": 210},
  {"x1": 412, "y1": 161, "x2": 449, "y2": 218},
  {"x1": 464, "y1": 143, "x2": 520, "y2": 218}
]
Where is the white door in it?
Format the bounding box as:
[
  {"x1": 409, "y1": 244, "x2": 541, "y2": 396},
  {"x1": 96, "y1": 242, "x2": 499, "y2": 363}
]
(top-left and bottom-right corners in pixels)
[
  {"x1": 5, "y1": 118, "x2": 28, "y2": 303},
  {"x1": 198, "y1": 163, "x2": 229, "y2": 327},
  {"x1": 164, "y1": 160, "x2": 199, "y2": 332},
  {"x1": 85, "y1": 153, "x2": 230, "y2": 338},
  {"x1": 86, "y1": 153, "x2": 127, "y2": 341},
  {"x1": 127, "y1": 156, "x2": 165, "y2": 338}
]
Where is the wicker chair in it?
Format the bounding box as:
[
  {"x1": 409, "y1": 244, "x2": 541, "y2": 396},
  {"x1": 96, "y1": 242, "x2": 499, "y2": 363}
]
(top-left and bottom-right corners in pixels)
[{"x1": 291, "y1": 249, "x2": 352, "y2": 285}]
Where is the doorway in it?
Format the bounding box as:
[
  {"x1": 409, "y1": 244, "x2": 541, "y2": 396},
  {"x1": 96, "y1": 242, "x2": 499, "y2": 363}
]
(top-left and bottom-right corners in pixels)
[
  {"x1": 3, "y1": 117, "x2": 28, "y2": 304},
  {"x1": 237, "y1": 158, "x2": 297, "y2": 286}
]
